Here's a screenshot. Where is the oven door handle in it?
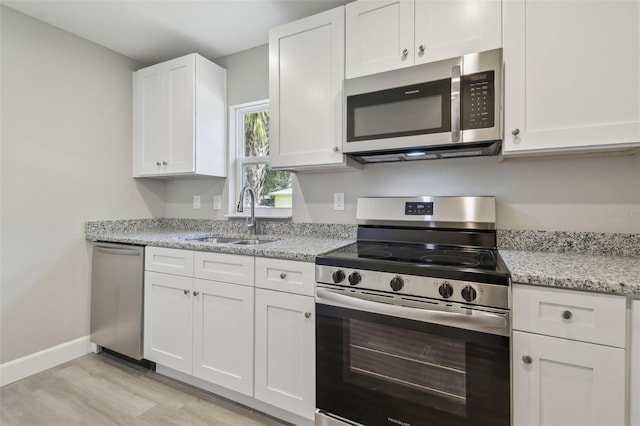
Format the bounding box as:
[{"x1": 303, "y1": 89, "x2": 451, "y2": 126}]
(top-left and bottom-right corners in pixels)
[{"x1": 316, "y1": 288, "x2": 508, "y2": 333}]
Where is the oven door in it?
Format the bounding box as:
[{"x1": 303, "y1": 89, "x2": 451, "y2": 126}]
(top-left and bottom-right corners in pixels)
[{"x1": 315, "y1": 287, "x2": 510, "y2": 426}]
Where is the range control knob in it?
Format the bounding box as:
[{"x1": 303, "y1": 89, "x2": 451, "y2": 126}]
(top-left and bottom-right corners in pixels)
[
  {"x1": 348, "y1": 272, "x2": 362, "y2": 286},
  {"x1": 390, "y1": 276, "x2": 404, "y2": 291},
  {"x1": 461, "y1": 285, "x2": 477, "y2": 302},
  {"x1": 438, "y1": 282, "x2": 454, "y2": 298},
  {"x1": 332, "y1": 270, "x2": 345, "y2": 283}
]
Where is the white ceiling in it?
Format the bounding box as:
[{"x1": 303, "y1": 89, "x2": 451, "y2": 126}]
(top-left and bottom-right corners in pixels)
[{"x1": 2, "y1": 0, "x2": 352, "y2": 66}]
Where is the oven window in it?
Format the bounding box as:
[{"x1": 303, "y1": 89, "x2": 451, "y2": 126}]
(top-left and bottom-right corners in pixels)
[
  {"x1": 316, "y1": 304, "x2": 510, "y2": 426},
  {"x1": 347, "y1": 319, "x2": 467, "y2": 416}
]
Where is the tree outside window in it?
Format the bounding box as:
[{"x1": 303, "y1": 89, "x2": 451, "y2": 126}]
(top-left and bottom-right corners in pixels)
[{"x1": 233, "y1": 101, "x2": 291, "y2": 214}]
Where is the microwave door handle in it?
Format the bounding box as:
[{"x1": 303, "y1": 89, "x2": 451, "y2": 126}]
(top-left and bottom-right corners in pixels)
[
  {"x1": 316, "y1": 288, "x2": 507, "y2": 330},
  {"x1": 451, "y1": 65, "x2": 461, "y2": 143}
]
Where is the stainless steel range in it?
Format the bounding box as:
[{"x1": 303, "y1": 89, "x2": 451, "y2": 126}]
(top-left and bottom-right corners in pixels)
[{"x1": 315, "y1": 196, "x2": 510, "y2": 426}]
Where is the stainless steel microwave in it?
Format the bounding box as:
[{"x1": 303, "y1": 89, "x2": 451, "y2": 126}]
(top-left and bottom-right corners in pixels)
[{"x1": 343, "y1": 49, "x2": 503, "y2": 163}]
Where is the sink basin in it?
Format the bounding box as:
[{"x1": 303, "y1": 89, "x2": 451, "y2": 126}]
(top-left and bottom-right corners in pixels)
[
  {"x1": 189, "y1": 236, "x2": 240, "y2": 244},
  {"x1": 232, "y1": 239, "x2": 273, "y2": 245},
  {"x1": 188, "y1": 236, "x2": 276, "y2": 245}
]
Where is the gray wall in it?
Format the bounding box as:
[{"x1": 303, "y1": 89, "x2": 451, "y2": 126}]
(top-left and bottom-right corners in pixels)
[
  {"x1": 0, "y1": 7, "x2": 165, "y2": 363},
  {"x1": 166, "y1": 43, "x2": 640, "y2": 233}
]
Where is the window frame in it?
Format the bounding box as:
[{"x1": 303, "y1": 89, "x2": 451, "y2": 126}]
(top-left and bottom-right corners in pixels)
[{"x1": 228, "y1": 100, "x2": 292, "y2": 218}]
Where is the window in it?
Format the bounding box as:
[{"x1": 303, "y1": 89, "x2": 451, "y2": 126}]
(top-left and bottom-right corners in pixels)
[{"x1": 230, "y1": 100, "x2": 292, "y2": 217}]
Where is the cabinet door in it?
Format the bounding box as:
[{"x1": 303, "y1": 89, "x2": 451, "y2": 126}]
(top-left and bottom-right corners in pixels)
[
  {"x1": 345, "y1": 0, "x2": 414, "y2": 78},
  {"x1": 503, "y1": 0, "x2": 640, "y2": 156},
  {"x1": 254, "y1": 289, "x2": 315, "y2": 420},
  {"x1": 192, "y1": 279, "x2": 254, "y2": 396},
  {"x1": 269, "y1": 7, "x2": 346, "y2": 169},
  {"x1": 133, "y1": 62, "x2": 167, "y2": 176},
  {"x1": 143, "y1": 271, "x2": 193, "y2": 374},
  {"x1": 512, "y1": 331, "x2": 625, "y2": 426},
  {"x1": 163, "y1": 54, "x2": 196, "y2": 174},
  {"x1": 414, "y1": 0, "x2": 501, "y2": 65}
]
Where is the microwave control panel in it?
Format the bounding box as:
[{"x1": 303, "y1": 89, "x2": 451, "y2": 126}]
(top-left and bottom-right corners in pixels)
[{"x1": 461, "y1": 71, "x2": 495, "y2": 130}]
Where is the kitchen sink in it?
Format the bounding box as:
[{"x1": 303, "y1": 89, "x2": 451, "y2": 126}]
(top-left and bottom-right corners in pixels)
[
  {"x1": 188, "y1": 236, "x2": 276, "y2": 245},
  {"x1": 189, "y1": 236, "x2": 241, "y2": 244},
  {"x1": 232, "y1": 239, "x2": 272, "y2": 245}
]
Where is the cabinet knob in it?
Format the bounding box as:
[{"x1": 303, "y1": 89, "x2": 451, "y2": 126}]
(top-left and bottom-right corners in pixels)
[
  {"x1": 156, "y1": 161, "x2": 161, "y2": 166},
  {"x1": 162, "y1": 161, "x2": 168, "y2": 165},
  {"x1": 280, "y1": 273, "x2": 287, "y2": 279},
  {"x1": 561, "y1": 310, "x2": 572, "y2": 320},
  {"x1": 304, "y1": 312, "x2": 311, "y2": 318},
  {"x1": 522, "y1": 355, "x2": 533, "y2": 364},
  {"x1": 183, "y1": 289, "x2": 190, "y2": 295},
  {"x1": 418, "y1": 44, "x2": 425, "y2": 54},
  {"x1": 193, "y1": 291, "x2": 199, "y2": 296},
  {"x1": 402, "y1": 48, "x2": 409, "y2": 58},
  {"x1": 511, "y1": 128, "x2": 520, "y2": 136},
  {"x1": 333, "y1": 146, "x2": 339, "y2": 152}
]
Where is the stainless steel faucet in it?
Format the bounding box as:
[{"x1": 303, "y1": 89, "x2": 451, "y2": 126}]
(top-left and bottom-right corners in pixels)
[{"x1": 237, "y1": 185, "x2": 257, "y2": 236}]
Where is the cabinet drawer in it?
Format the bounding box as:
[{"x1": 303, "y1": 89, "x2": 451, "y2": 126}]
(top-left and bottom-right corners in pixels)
[
  {"x1": 145, "y1": 247, "x2": 194, "y2": 276},
  {"x1": 512, "y1": 284, "x2": 626, "y2": 348},
  {"x1": 255, "y1": 257, "x2": 315, "y2": 296},
  {"x1": 194, "y1": 252, "x2": 254, "y2": 286}
]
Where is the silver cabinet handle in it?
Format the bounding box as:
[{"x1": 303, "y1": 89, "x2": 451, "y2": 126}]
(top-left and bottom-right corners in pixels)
[
  {"x1": 418, "y1": 44, "x2": 425, "y2": 54},
  {"x1": 522, "y1": 355, "x2": 533, "y2": 364},
  {"x1": 162, "y1": 161, "x2": 168, "y2": 165},
  {"x1": 401, "y1": 48, "x2": 409, "y2": 58},
  {"x1": 511, "y1": 128, "x2": 520, "y2": 136},
  {"x1": 304, "y1": 312, "x2": 311, "y2": 318},
  {"x1": 333, "y1": 146, "x2": 339, "y2": 152},
  {"x1": 156, "y1": 161, "x2": 161, "y2": 166},
  {"x1": 280, "y1": 273, "x2": 287, "y2": 279},
  {"x1": 183, "y1": 289, "x2": 190, "y2": 295},
  {"x1": 561, "y1": 310, "x2": 572, "y2": 320},
  {"x1": 193, "y1": 291, "x2": 199, "y2": 296}
]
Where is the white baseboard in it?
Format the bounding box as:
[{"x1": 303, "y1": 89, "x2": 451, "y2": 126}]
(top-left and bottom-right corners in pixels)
[{"x1": 0, "y1": 335, "x2": 92, "y2": 387}]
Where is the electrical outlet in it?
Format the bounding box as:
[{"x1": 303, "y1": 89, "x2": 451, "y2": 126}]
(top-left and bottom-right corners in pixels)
[
  {"x1": 193, "y1": 195, "x2": 201, "y2": 209},
  {"x1": 213, "y1": 195, "x2": 222, "y2": 210},
  {"x1": 334, "y1": 193, "x2": 345, "y2": 211}
]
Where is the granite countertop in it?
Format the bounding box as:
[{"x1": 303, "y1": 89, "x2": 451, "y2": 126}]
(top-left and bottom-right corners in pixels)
[
  {"x1": 500, "y1": 250, "x2": 640, "y2": 297},
  {"x1": 86, "y1": 228, "x2": 354, "y2": 263},
  {"x1": 86, "y1": 219, "x2": 639, "y2": 297}
]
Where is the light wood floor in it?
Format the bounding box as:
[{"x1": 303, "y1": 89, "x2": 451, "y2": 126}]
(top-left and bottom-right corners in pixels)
[{"x1": 0, "y1": 352, "x2": 289, "y2": 426}]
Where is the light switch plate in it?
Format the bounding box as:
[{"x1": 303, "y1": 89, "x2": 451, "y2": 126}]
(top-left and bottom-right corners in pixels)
[
  {"x1": 213, "y1": 195, "x2": 222, "y2": 210},
  {"x1": 193, "y1": 195, "x2": 201, "y2": 209}
]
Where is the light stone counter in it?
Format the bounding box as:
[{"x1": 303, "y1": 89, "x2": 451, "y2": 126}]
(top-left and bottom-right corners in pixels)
[
  {"x1": 500, "y1": 250, "x2": 640, "y2": 296},
  {"x1": 85, "y1": 219, "x2": 355, "y2": 263}
]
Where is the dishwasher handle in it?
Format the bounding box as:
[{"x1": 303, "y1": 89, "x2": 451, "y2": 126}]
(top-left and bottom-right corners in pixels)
[{"x1": 94, "y1": 243, "x2": 143, "y2": 256}]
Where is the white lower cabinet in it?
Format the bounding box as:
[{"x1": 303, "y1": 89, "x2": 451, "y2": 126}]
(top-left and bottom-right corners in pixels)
[
  {"x1": 144, "y1": 248, "x2": 255, "y2": 396},
  {"x1": 144, "y1": 248, "x2": 315, "y2": 423},
  {"x1": 254, "y1": 288, "x2": 315, "y2": 419},
  {"x1": 192, "y1": 278, "x2": 254, "y2": 396},
  {"x1": 512, "y1": 284, "x2": 627, "y2": 426},
  {"x1": 254, "y1": 257, "x2": 316, "y2": 420},
  {"x1": 144, "y1": 271, "x2": 193, "y2": 374},
  {"x1": 512, "y1": 331, "x2": 625, "y2": 426}
]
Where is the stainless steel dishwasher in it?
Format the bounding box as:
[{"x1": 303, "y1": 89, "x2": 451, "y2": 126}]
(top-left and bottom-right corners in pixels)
[{"x1": 91, "y1": 242, "x2": 144, "y2": 360}]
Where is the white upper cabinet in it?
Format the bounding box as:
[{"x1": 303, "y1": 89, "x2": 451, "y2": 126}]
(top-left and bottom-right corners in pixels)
[
  {"x1": 503, "y1": 0, "x2": 640, "y2": 156},
  {"x1": 345, "y1": 0, "x2": 502, "y2": 78},
  {"x1": 133, "y1": 53, "x2": 227, "y2": 177},
  {"x1": 269, "y1": 7, "x2": 357, "y2": 171}
]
